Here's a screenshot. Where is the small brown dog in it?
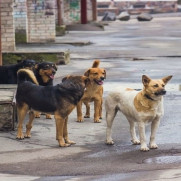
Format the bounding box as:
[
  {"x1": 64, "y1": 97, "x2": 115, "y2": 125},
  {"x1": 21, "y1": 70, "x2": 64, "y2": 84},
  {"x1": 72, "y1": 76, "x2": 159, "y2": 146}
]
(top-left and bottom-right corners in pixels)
[{"x1": 77, "y1": 60, "x2": 106, "y2": 123}]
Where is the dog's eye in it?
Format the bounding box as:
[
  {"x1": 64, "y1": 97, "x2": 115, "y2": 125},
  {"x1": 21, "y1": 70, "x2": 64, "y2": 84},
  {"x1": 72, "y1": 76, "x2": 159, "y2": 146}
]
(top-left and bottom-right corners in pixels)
[
  {"x1": 162, "y1": 84, "x2": 165, "y2": 87},
  {"x1": 93, "y1": 73, "x2": 98, "y2": 75},
  {"x1": 153, "y1": 84, "x2": 159, "y2": 88}
]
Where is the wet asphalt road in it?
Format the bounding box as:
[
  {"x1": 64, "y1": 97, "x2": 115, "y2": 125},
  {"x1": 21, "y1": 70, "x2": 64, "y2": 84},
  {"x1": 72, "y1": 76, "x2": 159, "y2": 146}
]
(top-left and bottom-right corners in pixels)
[{"x1": 0, "y1": 16, "x2": 181, "y2": 180}]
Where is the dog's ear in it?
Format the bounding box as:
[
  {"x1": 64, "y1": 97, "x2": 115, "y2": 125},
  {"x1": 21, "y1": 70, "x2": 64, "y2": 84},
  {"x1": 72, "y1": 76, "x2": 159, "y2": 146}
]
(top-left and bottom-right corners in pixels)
[
  {"x1": 54, "y1": 64, "x2": 58, "y2": 71},
  {"x1": 84, "y1": 69, "x2": 90, "y2": 77},
  {"x1": 34, "y1": 64, "x2": 39, "y2": 70},
  {"x1": 162, "y1": 75, "x2": 172, "y2": 84},
  {"x1": 104, "y1": 69, "x2": 106, "y2": 79},
  {"x1": 62, "y1": 77, "x2": 67, "y2": 82},
  {"x1": 142, "y1": 75, "x2": 151, "y2": 86},
  {"x1": 62, "y1": 75, "x2": 70, "y2": 82},
  {"x1": 82, "y1": 76, "x2": 90, "y2": 84}
]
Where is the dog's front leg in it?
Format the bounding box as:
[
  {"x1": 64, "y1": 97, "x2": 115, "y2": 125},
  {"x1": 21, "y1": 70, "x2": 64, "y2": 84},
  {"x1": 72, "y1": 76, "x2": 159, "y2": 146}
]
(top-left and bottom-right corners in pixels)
[
  {"x1": 54, "y1": 114, "x2": 70, "y2": 147},
  {"x1": 63, "y1": 117, "x2": 76, "y2": 145},
  {"x1": 94, "y1": 99, "x2": 102, "y2": 123},
  {"x1": 149, "y1": 117, "x2": 160, "y2": 149},
  {"x1": 137, "y1": 121, "x2": 149, "y2": 151},
  {"x1": 77, "y1": 101, "x2": 84, "y2": 122}
]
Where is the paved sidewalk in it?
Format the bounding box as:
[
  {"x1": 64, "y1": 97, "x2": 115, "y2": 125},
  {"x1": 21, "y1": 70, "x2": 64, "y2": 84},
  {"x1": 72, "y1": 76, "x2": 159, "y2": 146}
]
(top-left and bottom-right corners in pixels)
[
  {"x1": 1, "y1": 14, "x2": 181, "y2": 180},
  {"x1": 0, "y1": 174, "x2": 39, "y2": 181}
]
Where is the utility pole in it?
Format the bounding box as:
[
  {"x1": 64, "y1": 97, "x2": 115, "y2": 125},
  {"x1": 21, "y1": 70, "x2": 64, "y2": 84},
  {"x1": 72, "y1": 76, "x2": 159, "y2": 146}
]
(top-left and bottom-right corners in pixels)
[
  {"x1": 81, "y1": 0, "x2": 87, "y2": 24},
  {"x1": 92, "y1": 0, "x2": 97, "y2": 21},
  {"x1": 57, "y1": 0, "x2": 62, "y2": 26}
]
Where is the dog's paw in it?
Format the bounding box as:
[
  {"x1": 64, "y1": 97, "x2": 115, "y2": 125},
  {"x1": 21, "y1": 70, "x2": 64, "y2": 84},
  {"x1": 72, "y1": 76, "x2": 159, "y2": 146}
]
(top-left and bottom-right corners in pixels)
[
  {"x1": 59, "y1": 143, "x2": 71, "y2": 147},
  {"x1": 16, "y1": 133, "x2": 24, "y2": 139},
  {"x1": 106, "y1": 139, "x2": 114, "y2": 145},
  {"x1": 46, "y1": 114, "x2": 52, "y2": 119},
  {"x1": 35, "y1": 114, "x2": 41, "y2": 118},
  {"x1": 24, "y1": 133, "x2": 31, "y2": 138},
  {"x1": 84, "y1": 115, "x2": 90, "y2": 118},
  {"x1": 140, "y1": 146, "x2": 149, "y2": 152},
  {"x1": 77, "y1": 119, "x2": 84, "y2": 123},
  {"x1": 65, "y1": 140, "x2": 76, "y2": 145},
  {"x1": 94, "y1": 119, "x2": 101, "y2": 123},
  {"x1": 150, "y1": 143, "x2": 158, "y2": 149},
  {"x1": 58, "y1": 139, "x2": 71, "y2": 147},
  {"x1": 131, "y1": 139, "x2": 141, "y2": 145}
]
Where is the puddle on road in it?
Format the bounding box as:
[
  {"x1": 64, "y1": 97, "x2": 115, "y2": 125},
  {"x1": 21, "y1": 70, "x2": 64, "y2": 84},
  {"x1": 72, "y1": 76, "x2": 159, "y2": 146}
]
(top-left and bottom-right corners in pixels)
[{"x1": 143, "y1": 155, "x2": 181, "y2": 164}]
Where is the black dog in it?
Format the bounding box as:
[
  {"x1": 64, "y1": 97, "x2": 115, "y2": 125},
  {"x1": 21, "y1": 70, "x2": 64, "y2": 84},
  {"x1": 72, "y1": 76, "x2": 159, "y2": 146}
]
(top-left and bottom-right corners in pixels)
[
  {"x1": 0, "y1": 59, "x2": 36, "y2": 84},
  {"x1": 34, "y1": 62, "x2": 57, "y2": 119},
  {"x1": 16, "y1": 69, "x2": 89, "y2": 147}
]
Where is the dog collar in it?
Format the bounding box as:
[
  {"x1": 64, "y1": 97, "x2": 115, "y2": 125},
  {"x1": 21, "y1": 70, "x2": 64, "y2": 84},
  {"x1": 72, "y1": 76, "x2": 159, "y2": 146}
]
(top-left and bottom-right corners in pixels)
[{"x1": 144, "y1": 94, "x2": 155, "y2": 101}]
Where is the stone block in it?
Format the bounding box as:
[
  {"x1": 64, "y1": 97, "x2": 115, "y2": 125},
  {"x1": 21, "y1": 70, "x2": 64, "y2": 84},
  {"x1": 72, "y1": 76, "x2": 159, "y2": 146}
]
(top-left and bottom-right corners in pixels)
[
  {"x1": 0, "y1": 88, "x2": 17, "y2": 131},
  {"x1": 6, "y1": 37, "x2": 15, "y2": 42}
]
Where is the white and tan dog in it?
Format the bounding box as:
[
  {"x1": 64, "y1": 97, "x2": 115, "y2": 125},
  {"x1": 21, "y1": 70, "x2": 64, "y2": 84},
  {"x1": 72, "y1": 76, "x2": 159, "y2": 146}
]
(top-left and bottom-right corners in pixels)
[{"x1": 105, "y1": 75, "x2": 172, "y2": 151}]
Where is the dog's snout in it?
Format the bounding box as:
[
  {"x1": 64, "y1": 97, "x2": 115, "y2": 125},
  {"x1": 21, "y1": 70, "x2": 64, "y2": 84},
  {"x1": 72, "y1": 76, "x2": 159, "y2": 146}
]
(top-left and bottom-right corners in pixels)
[
  {"x1": 161, "y1": 90, "x2": 166, "y2": 95},
  {"x1": 155, "y1": 89, "x2": 166, "y2": 96},
  {"x1": 100, "y1": 76, "x2": 105, "y2": 80}
]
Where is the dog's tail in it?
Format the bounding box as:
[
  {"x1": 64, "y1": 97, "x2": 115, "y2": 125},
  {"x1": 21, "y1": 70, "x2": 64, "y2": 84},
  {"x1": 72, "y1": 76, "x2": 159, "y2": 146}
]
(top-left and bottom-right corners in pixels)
[
  {"x1": 17, "y1": 69, "x2": 39, "y2": 85},
  {"x1": 92, "y1": 60, "x2": 100, "y2": 68}
]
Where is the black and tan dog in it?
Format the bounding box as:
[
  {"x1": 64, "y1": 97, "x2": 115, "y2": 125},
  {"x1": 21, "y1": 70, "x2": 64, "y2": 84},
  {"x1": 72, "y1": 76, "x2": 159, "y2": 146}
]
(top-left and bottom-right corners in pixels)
[
  {"x1": 34, "y1": 62, "x2": 57, "y2": 119},
  {"x1": 0, "y1": 59, "x2": 36, "y2": 84},
  {"x1": 16, "y1": 69, "x2": 89, "y2": 147},
  {"x1": 77, "y1": 60, "x2": 106, "y2": 123},
  {"x1": 35, "y1": 62, "x2": 57, "y2": 86}
]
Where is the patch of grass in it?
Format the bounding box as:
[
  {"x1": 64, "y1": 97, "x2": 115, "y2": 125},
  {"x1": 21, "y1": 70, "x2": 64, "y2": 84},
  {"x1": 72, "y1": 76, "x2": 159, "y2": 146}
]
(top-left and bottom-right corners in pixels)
[
  {"x1": 2, "y1": 52, "x2": 70, "y2": 65},
  {"x1": 56, "y1": 25, "x2": 66, "y2": 36},
  {"x1": 2, "y1": 54, "x2": 22, "y2": 65},
  {"x1": 15, "y1": 32, "x2": 27, "y2": 44}
]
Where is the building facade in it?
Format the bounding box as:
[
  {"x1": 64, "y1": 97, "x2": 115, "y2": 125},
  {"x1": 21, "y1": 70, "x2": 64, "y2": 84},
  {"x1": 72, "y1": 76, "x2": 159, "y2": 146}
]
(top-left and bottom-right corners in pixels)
[{"x1": 0, "y1": 0, "x2": 97, "y2": 52}]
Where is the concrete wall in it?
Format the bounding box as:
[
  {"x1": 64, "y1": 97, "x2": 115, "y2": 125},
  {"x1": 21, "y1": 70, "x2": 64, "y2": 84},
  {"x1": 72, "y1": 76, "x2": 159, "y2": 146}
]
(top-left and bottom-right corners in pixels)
[
  {"x1": 13, "y1": 0, "x2": 95, "y2": 38},
  {"x1": 1, "y1": 0, "x2": 95, "y2": 49},
  {"x1": 14, "y1": 0, "x2": 27, "y2": 32},
  {"x1": 26, "y1": 0, "x2": 56, "y2": 43},
  {"x1": 87, "y1": 0, "x2": 93, "y2": 21},
  {"x1": 63, "y1": 0, "x2": 93, "y2": 25},
  {"x1": 63, "y1": 0, "x2": 80, "y2": 25},
  {"x1": 1, "y1": 0, "x2": 15, "y2": 52}
]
